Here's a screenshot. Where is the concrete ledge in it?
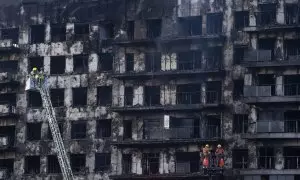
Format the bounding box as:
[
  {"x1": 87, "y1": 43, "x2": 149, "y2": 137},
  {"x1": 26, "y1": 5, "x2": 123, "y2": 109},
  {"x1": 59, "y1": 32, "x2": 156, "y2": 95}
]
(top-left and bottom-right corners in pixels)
[
  {"x1": 242, "y1": 61, "x2": 300, "y2": 67},
  {"x1": 243, "y1": 25, "x2": 300, "y2": 32},
  {"x1": 239, "y1": 169, "x2": 300, "y2": 175},
  {"x1": 242, "y1": 96, "x2": 300, "y2": 103},
  {"x1": 242, "y1": 133, "x2": 300, "y2": 139}
]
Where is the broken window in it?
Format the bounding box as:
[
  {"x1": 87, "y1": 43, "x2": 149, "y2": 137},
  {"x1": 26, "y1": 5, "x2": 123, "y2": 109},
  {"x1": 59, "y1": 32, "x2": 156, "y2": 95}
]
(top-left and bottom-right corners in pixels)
[
  {"x1": 48, "y1": 122, "x2": 63, "y2": 140},
  {"x1": 206, "y1": 81, "x2": 221, "y2": 104},
  {"x1": 71, "y1": 121, "x2": 86, "y2": 139},
  {"x1": 176, "y1": 152, "x2": 200, "y2": 173},
  {"x1": 51, "y1": 25, "x2": 66, "y2": 42},
  {"x1": 25, "y1": 156, "x2": 40, "y2": 174},
  {"x1": 124, "y1": 87, "x2": 133, "y2": 106},
  {"x1": 234, "y1": 47, "x2": 246, "y2": 64},
  {"x1": 97, "y1": 86, "x2": 112, "y2": 106},
  {"x1": 259, "y1": 147, "x2": 274, "y2": 169},
  {"x1": 0, "y1": 126, "x2": 15, "y2": 147},
  {"x1": 258, "y1": 74, "x2": 276, "y2": 96},
  {"x1": 176, "y1": 84, "x2": 201, "y2": 104},
  {"x1": 207, "y1": 13, "x2": 223, "y2": 35},
  {"x1": 285, "y1": 40, "x2": 300, "y2": 60},
  {"x1": 206, "y1": 47, "x2": 222, "y2": 69},
  {"x1": 233, "y1": 80, "x2": 244, "y2": 100},
  {"x1": 28, "y1": 91, "x2": 42, "y2": 107},
  {"x1": 127, "y1": 21, "x2": 134, "y2": 40},
  {"x1": 104, "y1": 23, "x2": 114, "y2": 39},
  {"x1": 178, "y1": 16, "x2": 202, "y2": 36},
  {"x1": 145, "y1": 52, "x2": 161, "y2": 72},
  {"x1": 1, "y1": 28, "x2": 19, "y2": 43},
  {"x1": 146, "y1": 19, "x2": 162, "y2": 39},
  {"x1": 99, "y1": 53, "x2": 113, "y2": 72},
  {"x1": 123, "y1": 120, "x2": 132, "y2": 140},
  {"x1": 143, "y1": 119, "x2": 161, "y2": 140},
  {"x1": 170, "y1": 118, "x2": 200, "y2": 139},
  {"x1": 28, "y1": 57, "x2": 43, "y2": 73},
  {"x1": 233, "y1": 114, "x2": 248, "y2": 133},
  {"x1": 70, "y1": 154, "x2": 86, "y2": 173},
  {"x1": 47, "y1": 155, "x2": 61, "y2": 173},
  {"x1": 73, "y1": 55, "x2": 89, "y2": 73},
  {"x1": 26, "y1": 123, "x2": 41, "y2": 141},
  {"x1": 232, "y1": 149, "x2": 248, "y2": 168},
  {"x1": 50, "y1": 89, "x2": 64, "y2": 107},
  {"x1": 257, "y1": 5, "x2": 276, "y2": 26},
  {"x1": 96, "y1": 119, "x2": 111, "y2": 138},
  {"x1": 234, "y1": 11, "x2": 249, "y2": 30},
  {"x1": 285, "y1": 5, "x2": 300, "y2": 25},
  {"x1": 30, "y1": 25, "x2": 45, "y2": 44},
  {"x1": 177, "y1": 51, "x2": 202, "y2": 70},
  {"x1": 74, "y1": 24, "x2": 89, "y2": 41},
  {"x1": 122, "y1": 154, "x2": 132, "y2": 174},
  {"x1": 142, "y1": 153, "x2": 159, "y2": 175},
  {"x1": 206, "y1": 115, "x2": 221, "y2": 138},
  {"x1": 284, "y1": 111, "x2": 300, "y2": 133},
  {"x1": 144, "y1": 86, "x2": 160, "y2": 106},
  {"x1": 50, "y1": 56, "x2": 65, "y2": 74},
  {"x1": 0, "y1": 93, "x2": 16, "y2": 106},
  {"x1": 95, "y1": 153, "x2": 111, "y2": 172},
  {"x1": 0, "y1": 159, "x2": 14, "y2": 174},
  {"x1": 0, "y1": 61, "x2": 18, "y2": 73},
  {"x1": 284, "y1": 147, "x2": 300, "y2": 169},
  {"x1": 258, "y1": 38, "x2": 276, "y2": 60},
  {"x1": 125, "y1": 53, "x2": 134, "y2": 72},
  {"x1": 72, "y1": 87, "x2": 87, "y2": 106}
]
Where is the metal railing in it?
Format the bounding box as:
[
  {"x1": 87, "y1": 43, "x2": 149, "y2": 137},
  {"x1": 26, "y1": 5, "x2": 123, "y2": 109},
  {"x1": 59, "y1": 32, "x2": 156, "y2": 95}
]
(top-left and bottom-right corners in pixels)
[
  {"x1": 115, "y1": 91, "x2": 220, "y2": 107},
  {"x1": 255, "y1": 11, "x2": 277, "y2": 27},
  {"x1": 0, "y1": 135, "x2": 15, "y2": 148},
  {"x1": 243, "y1": 50, "x2": 272, "y2": 62},
  {"x1": 143, "y1": 125, "x2": 220, "y2": 140},
  {"x1": 244, "y1": 83, "x2": 300, "y2": 97},
  {"x1": 256, "y1": 156, "x2": 300, "y2": 169},
  {"x1": 254, "y1": 120, "x2": 300, "y2": 133}
]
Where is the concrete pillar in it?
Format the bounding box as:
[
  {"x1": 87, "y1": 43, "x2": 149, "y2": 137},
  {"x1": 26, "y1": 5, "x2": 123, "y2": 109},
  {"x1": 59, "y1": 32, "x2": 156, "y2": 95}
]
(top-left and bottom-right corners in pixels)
[
  {"x1": 202, "y1": 14, "x2": 207, "y2": 35},
  {"x1": 249, "y1": 0, "x2": 258, "y2": 27},
  {"x1": 65, "y1": 55, "x2": 73, "y2": 73},
  {"x1": 134, "y1": 52, "x2": 145, "y2": 72},
  {"x1": 19, "y1": 27, "x2": 29, "y2": 45},
  {"x1": 276, "y1": 76, "x2": 283, "y2": 96},
  {"x1": 276, "y1": 0, "x2": 285, "y2": 24},
  {"x1": 115, "y1": 48, "x2": 126, "y2": 73},
  {"x1": 275, "y1": 35, "x2": 284, "y2": 61},
  {"x1": 132, "y1": 117, "x2": 143, "y2": 140},
  {"x1": 201, "y1": 82, "x2": 206, "y2": 104},
  {"x1": 244, "y1": 74, "x2": 253, "y2": 86},
  {"x1": 112, "y1": 82, "x2": 124, "y2": 106},
  {"x1": 248, "y1": 142, "x2": 257, "y2": 168},
  {"x1": 66, "y1": 23, "x2": 74, "y2": 41},
  {"x1": 161, "y1": 85, "x2": 176, "y2": 105},
  {"x1": 111, "y1": 146, "x2": 121, "y2": 175},
  {"x1": 200, "y1": 115, "x2": 207, "y2": 139},
  {"x1": 248, "y1": 105, "x2": 258, "y2": 133},
  {"x1": 88, "y1": 53, "x2": 98, "y2": 73},
  {"x1": 168, "y1": 148, "x2": 176, "y2": 173},
  {"x1": 250, "y1": 34, "x2": 258, "y2": 50},
  {"x1": 87, "y1": 120, "x2": 96, "y2": 139},
  {"x1": 133, "y1": 86, "x2": 143, "y2": 106},
  {"x1": 45, "y1": 22, "x2": 51, "y2": 43},
  {"x1": 41, "y1": 121, "x2": 48, "y2": 140},
  {"x1": 87, "y1": 87, "x2": 97, "y2": 106},
  {"x1": 86, "y1": 152, "x2": 95, "y2": 174},
  {"x1": 275, "y1": 147, "x2": 284, "y2": 170},
  {"x1": 159, "y1": 151, "x2": 169, "y2": 174},
  {"x1": 201, "y1": 51, "x2": 207, "y2": 69},
  {"x1": 40, "y1": 155, "x2": 47, "y2": 174},
  {"x1": 64, "y1": 88, "x2": 72, "y2": 107},
  {"x1": 43, "y1": 56, "x2": 50, "y2": 75},
  {"x1": 132, "y1": 151, "x2": 142, "y2": 175},
  {"x1": 161, "y1": 53, "x2": 177, "y2": 71}
]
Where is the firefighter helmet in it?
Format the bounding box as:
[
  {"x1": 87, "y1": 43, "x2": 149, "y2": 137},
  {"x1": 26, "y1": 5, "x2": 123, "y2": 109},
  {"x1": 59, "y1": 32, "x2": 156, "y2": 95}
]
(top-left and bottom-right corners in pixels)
[
  {"x1": 205, "y1": 144, "x2": 209, "y2": 148},
  {"x1": 217, "y1": 144, "x2": 222, "y2": 148}
]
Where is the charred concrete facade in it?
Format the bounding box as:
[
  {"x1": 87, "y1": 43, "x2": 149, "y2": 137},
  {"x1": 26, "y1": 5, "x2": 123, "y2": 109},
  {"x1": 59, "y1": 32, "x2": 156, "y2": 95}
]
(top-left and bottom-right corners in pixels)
[{"x1": 0, "y1": 0, "x2": 299, "y2": 180}]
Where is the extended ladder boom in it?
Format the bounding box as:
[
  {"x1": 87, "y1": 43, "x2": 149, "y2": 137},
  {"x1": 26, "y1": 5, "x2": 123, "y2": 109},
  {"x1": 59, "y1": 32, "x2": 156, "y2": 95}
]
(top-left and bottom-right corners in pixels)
[{"x1": 39, "y1": 86, "x2": 74, "y2": 180}]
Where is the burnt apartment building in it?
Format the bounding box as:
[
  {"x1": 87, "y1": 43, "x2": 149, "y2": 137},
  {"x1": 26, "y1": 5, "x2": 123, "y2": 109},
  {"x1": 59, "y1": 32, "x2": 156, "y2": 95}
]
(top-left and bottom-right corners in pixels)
[{"x1": 0, "y1": 0, "x2": 300, "y2": 180}]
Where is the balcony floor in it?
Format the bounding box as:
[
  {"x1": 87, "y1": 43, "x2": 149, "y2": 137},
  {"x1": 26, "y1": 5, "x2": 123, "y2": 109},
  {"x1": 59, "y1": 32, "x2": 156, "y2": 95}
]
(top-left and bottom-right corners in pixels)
[{"x1": 242, "y1": 133, "x2": 300, "y2": 139}]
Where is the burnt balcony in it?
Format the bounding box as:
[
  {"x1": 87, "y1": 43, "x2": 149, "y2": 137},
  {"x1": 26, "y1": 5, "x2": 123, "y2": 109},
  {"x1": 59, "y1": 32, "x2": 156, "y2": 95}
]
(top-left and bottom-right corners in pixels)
[
  {"x1": 110, "y1": 155, "x2": 223, "y2": 179},
  {"x1": 112, "y1": 58, "x2": 224, "y2": 80},
  {"x1": 0, "y1": 39, "x2": 20, "y2": 52},
  {"x1": 111, "y1": 125, "x2": 221, "y2": 146},
  {"x1": 243, "y1": 120, "x2": 300, "y2": 139},
  {"x1": 243, "y1": 50, "x2": 300, "y2": 67},
  {"x1": 242, "y1": 83, "x2": 300, "y2": 103},
  {"x1": 111, "y1": 91, "x2": 222, "y2": 113},
  {"x1": 0, "y1": 135, "x2": 16, "y2": 152},
  {"x1": 258, "y1": 0, "x2": 277, "y2": 4},
  {"x1": 0, "y1": 103, "x2": 17, "y2": 117}
]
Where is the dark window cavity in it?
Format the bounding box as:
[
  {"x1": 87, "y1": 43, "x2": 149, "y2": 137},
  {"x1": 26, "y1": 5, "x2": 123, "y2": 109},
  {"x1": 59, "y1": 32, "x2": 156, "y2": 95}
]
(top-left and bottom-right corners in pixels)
[
  {"x1": 145, "y1": 52, "x2": 161, "y2": 72},
  {"x1": 26, "y1": 123, "x2": 41, "y2": 141},
  {"x1": 207, "y1": 13, "x2": 223, "y2": 35},
  {"x1": 96, "y1": 119, "x2": 111, "y2": 138},
  {"x1": 71, "y1": 121, "x2": 86, "y2": 139},
  {"x1": 28, "y1": 57, "x2": 43, "y2": 73},
  {"x1": 95, "y1": 153, "x2": 111, "y2": 172},
  {"x1": 125, "y1": 53, "x2": 134, "y2": 72},
  {"x1": 1, "y1": 28, "x2": 19, "y2": 43},
  {"x1": 28, "y1": 91, "x2": 42, "y2": 107},
  {"x1": 73, "y1": 55, "x2": 89, "y2": 73},
  {"x1": 50, "y1": 89, "x2": 64, "y2": 107},
  {"x1": 234, "y1": 11, "x2": 249, "y2": 30},
  {"x1": 146, "y1": 19, "x2": 162, "y2": 38},
  {"x1": 233, "y1": 114, "x2": 248, "y2": 133},
  {"x1": 50, "y1": 56, "x2": 65, "y2": 75},
  {"x1": 51, "y1": 25, "x2": 66, "y2": 42},
  {"x1": 70, "y1": 154, "x2": 86, "y2": 173},
  {"x1": 232, "y1": 149, "x2": 248, "y2": 169},
  {"x1": 25, "y1": 156, "x2": 40, "y2": 174},
  {"x1": 97, "y1": 86, "x2": 112, "y2": 106},
  {"x1": 31, "y1": 25, "x2": 45, "y2": 44},
  {"x1": 47, "y1": 155, "x2": 61, "y2": 173},
  {"x1": 74, "y1": 24, "x2": 89, "y2": 41},
  {"x1": 72, "y1": 87, "x2": 87, "y2": 106},
  {"x1": 99, "y1": 53, "x2": 113, "y2": 72}
]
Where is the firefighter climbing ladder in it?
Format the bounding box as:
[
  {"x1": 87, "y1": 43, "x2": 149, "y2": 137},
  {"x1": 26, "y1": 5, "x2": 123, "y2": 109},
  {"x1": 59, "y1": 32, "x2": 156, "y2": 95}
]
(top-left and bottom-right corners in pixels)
[{"x1": 25, "y1": 76, "x2": 74, "y2": 180}]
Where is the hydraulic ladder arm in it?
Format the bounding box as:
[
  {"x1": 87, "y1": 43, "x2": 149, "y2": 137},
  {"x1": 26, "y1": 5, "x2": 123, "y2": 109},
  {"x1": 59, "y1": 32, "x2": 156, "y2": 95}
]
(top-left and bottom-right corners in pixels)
[{"x1": 25, "y1": 76, "x2": 74, "y2": 180}]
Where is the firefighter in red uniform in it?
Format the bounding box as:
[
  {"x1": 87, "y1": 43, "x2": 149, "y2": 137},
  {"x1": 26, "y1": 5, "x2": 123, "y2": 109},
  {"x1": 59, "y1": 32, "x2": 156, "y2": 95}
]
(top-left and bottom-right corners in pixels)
[
  {"x1": 215, "y1": 144, "x2": 225, "y2": 168},
  {"x1": 202, "y1": 144, "x2": 211, "y2": 168}
]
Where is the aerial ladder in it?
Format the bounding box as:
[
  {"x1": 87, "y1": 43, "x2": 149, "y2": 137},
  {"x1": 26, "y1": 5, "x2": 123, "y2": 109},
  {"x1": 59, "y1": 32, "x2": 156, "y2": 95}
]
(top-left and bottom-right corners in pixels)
[{"x1": 25, "y1": 68, "x2": 74, "y2": 180}]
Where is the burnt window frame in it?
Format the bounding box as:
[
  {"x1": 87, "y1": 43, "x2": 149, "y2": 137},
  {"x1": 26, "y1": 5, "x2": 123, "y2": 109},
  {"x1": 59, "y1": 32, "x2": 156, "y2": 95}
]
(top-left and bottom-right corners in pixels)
[
  {"x1": 26, "y1": 122, "x2": 42, "y2": 141},
  {"x1": 25, "y1": 156, "x2": 40, "y2": 174},
  {"x1": 94, "y1": 153, "x2": 111, "y2": 172},
  {"x1": 50, "y1": 56, "x2": 66, "y2": 75},
  {"x1": 233, "y1": 80, "x2": 244, "y2": 100},
  {"x1": 99, "y1": 53, "x2": 113, "y2": 72},
  {"x1": 72, "y1": 87, "x2": 87, "y2": 106},
  {"x1": 50, "y1": 24, "x2": 66, "y2": 42},
  {"x1": 125, "y1": 53, "x2": 134, "y2": 72},
  {"x1": 73, "y1": 54, "x2": 89, "y2": 74},
  {"x1": 74, "y1": 24, "x2": 90, "y2": 41},
  {"x1": 97, "y1": 86, "x2": 112, "y2": 106},
  {"x1": 206, "y1": 13, "x2": 223, "y2": 35},
  {"x1": 30, "y1": 24, "x2": 45, "y2": 44},
  {"x1": 146, "y1": 19, "x2": 162, "y2": 39},
  {"x1": 50, "y1": 88, "x2": 65, "y2": 107},
  {"x1": 233, "y1": 114, "x2": 248, "y2": 134},
  {"x1": 1, "y1": 28, "x2": 19, "y2": 43},
  {"x1": 70, "y1": 154, "x2": 86, "y2": 173},
  {"x1": 178, "y1": 16, "x2": 202, "y2": 36},
  {"x1": 28, "y1": 91, "x2": 43, "y2": 107},
  {"x1": 96, "y1": 119, "x2": 112, "y2": 138},
  {"x1": 232, "y1": 149, "x2": 248, "y2": 169},
  {"x1": 71, "y1": 121, "x2": 87, "y2": 139},
  {"x1": 234, "y1": 11, "x2": 249, "y2": 30},
  {"x1": 47, "y1": 155, "x2": 61, "y2": 173}
]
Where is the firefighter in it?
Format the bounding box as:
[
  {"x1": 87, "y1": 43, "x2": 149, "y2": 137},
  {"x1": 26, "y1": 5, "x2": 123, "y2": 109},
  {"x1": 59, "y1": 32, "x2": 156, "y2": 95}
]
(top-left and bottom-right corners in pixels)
[
  {"x1": 38, "y1": 68, "x2": 45, "y2": 86},
  {"x1": 202, "y1": 144, "x2": 211, "y2": 168},
  {"x1": 215, "y1": 144, "x2": 224, "y2": 168},
  {"x1": 30, "y1": 67, "x2": 39, "y2": 85}
]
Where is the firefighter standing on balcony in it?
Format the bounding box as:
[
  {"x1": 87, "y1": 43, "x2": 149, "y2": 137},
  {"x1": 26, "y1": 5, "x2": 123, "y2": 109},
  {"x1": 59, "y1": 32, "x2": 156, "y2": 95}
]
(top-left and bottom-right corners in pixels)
[
  {"x1": 202, "y1": 144, "x2": 211, "y2": 168},
  {"x1": 216, "y1": 144, "x2": 225, "y2": 168}
]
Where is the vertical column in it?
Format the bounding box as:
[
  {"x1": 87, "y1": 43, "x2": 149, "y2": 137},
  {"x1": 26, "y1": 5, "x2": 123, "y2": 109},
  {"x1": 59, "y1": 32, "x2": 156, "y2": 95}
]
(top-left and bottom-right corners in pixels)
[
  {"x1": 244, "y1": 74, "x2": 253, "y2": 86},
  {"x1": 275, "y1": 147, "x2": 284, "y2": 170},
  {"x1": 201, "y1": 82, "x2": 206, "y2": 104},
  {"x1": 88, "y1": 53, "x2": 98, "y2": 73},
  {"x1": 44, "y1": 56, "x2": 50, "y2": 75},
  {"x1": 132, "y1": 117, "x2": 143, "y2": 140},
  {"x1": 40, "y1": 155, "x2": 47, "y2": 174},
  {"x1": 248, "y1": 105, "x2": 258, "y2": 134},
  {"x1": 112, "y1": 81, "x2": 124, "y2": 106},
  {"x1": 64, "y1": 88, "x2": 72, "y2": 107},
  {"x1": 87, "y1": 87, "x2": 97, "y2": 106},
  {"x1": 65, "y1": 55, "x2": 73, "y2": 73},
  {"x1": 133, "y1": 86, "x2": 143, "y2": 106},
  {"x1": 159, "y1": 151, "x2": 169, "y2": 174},
  {"x1": 168, "y1": 148, "x2": 176, "y2": 173},
  {"x1": 19, "y1": 26, "x2": 29, "y2": 45},
  {"x1": 276, "y1": 75, "x2": 283, "y2": 96},
  {"x1": 111, "y1": 146, "x2": 122, "y2": 175},
  {"x1": 248, "y1": 142, "x2": 258, "y2": 168},
  {"x1": 41, "y1": 121, "x2": 48, "y2": 140},
  {"x1": 45, "y1": 22, "x2": 51, "y2": 43},
  {"x1": 86, "y1": 152, "x2": 95, "y2": 175},
  {"x1": 132, "y1": 151, "x2": 142, "y2": 175},
  {"x1": 276, "y1": 0, "x2": 285, "y2": 24},
  {"x1": 66, "y1": 23, "x2": 74, "y2": 41},
  {"x1": 134, "y1": 52, "x2": 145, "y2": 72},
  {"x1": 275, "y1": 35, "x2": 284, "y2": 61},
  {"x1": 249, "y1": 0, "x2": 258, "y2": 27},
  {"x1": 250, "y1": 34, "x2": 258, "y2": 50}
]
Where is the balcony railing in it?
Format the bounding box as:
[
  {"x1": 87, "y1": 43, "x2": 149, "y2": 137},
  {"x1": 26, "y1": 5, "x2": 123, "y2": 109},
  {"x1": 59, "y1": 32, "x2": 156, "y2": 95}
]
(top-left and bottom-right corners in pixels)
[
  {"x1": 254, "y1": 120, "x2": 300, "y2": 133},
  {"x1": 0, "y1": 135, "x2": 15, "y2": 149},
  {"x1": 243, "y1": 50, "x2": 272, "y2": 63},
  {"x1": 244, "y1": 84, "x2": 300, "y2": 97},
  {"x1": 256, "y1": 156, "x2": 300, "y2": 169},
  {"x1": 255, "y1": 11, "x2": 277, "y2": 27},
  {"x1": 115, "y1": 91, "x2": 220, "y2": 107},
  {"x1": 143, "y1": 125, "x2": 220, "y2": 140}
]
